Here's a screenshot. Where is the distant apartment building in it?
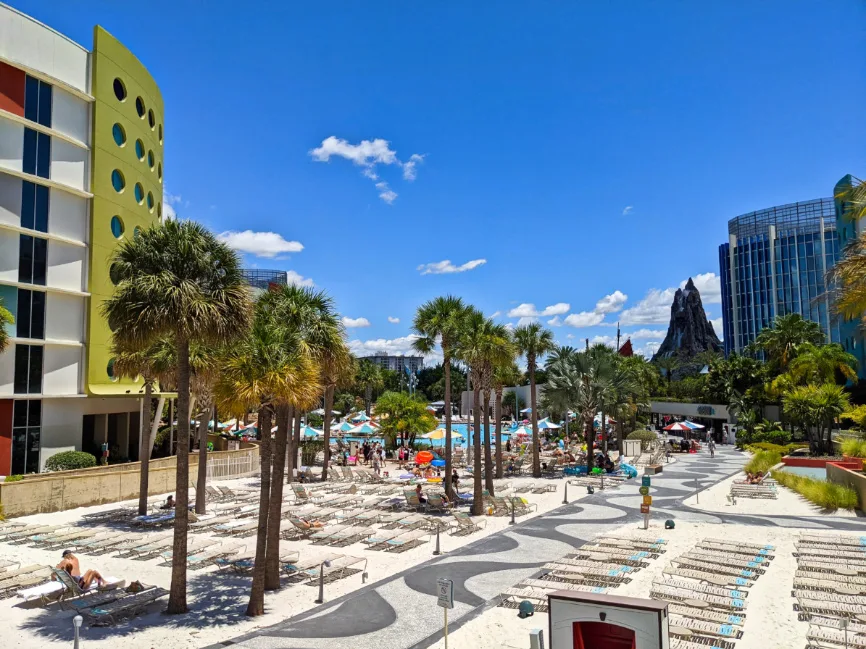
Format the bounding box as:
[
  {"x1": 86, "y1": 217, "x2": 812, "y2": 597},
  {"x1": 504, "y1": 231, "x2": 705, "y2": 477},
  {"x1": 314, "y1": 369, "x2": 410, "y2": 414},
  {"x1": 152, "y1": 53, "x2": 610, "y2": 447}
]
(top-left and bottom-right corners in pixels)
[
  {"x1": 241, "y1": 269, "x2": 289, "y2": 291},
  {"x1": 362, "y1": 354, "x2": 424, "y2": 375}
]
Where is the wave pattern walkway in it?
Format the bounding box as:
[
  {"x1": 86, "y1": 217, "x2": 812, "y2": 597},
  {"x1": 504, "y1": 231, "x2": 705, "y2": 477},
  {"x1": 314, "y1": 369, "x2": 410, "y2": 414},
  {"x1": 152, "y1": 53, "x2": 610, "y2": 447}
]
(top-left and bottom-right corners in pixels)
[{"x1": 205, "y1": 446, "x2": 862, "y2": 649}]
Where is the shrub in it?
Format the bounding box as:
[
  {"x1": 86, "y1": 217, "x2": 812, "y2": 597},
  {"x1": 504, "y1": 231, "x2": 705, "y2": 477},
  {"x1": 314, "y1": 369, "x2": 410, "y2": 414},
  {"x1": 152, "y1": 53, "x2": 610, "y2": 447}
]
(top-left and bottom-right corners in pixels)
[
  {"x1": 300, "y1": 440, "x2": 324, "y2": 466},
  {"x1": 44, "y1": 451, "x2": 97, "y2": 472},
  {"x1": 626, "y1": 430, "x2": 658, "y2": 451},
  {"x1": 772, "y1": 469, "x2": 860, "y2": 510},
  {"x1": 841, "y1": 438, "x2": 866, "y2": 459},
  {"x1": 744, "y1": 450, "x2": 782, "y2": 475},
  {"x1": 3, "y1": 474, "x2": 23, "y2": 482},
  {"x1": 752, "y1": 428, "x2": 792, "y2": 446},
  {"x1": 745, "y1": 442, "x2": 808, "y2": 455}
]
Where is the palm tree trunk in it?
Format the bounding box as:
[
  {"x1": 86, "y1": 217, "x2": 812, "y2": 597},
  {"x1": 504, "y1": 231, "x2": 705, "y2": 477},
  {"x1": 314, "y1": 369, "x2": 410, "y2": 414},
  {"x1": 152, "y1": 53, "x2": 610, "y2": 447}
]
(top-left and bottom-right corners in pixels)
[
  {"x1": 365, "y1": 386, "x2": 372, "y2": 415},
  {"x1": 195, "y1": 403, "x2": 211, "y2": 515},
  {"x1": 585, "y1": 414, "x2": 595, "y2": 473},
  {"x1": 482, "y1": 388, "x2": 494, "y2": 496},
  {"x1": 167, "y1": 338, "x2": 191, "y2": 615},
  {"x1": 322, "y1": 385, "x2": 334, "y2": 481},
  {"x1": 472, "y1": 384, "x2": 483, "y2": 515},
  {"x1": 443, "y1": 356, "x2": 454, "y2": 502},
  {"x1": 265, "y1": 404, "x2": 289, "y2": 591},
  {"x1": 138, "y1": 381, "x2": 153, "y2": 515},
  {"x1": 293, "y1": 412, "x2": 302, "y2": 480},
  {"x1": 617, "y1": 418, "x2": 625, "y2": 454},
  {"x1": 285, "y1": 407, "x2": 295, "y2": 484},
  {"x1": 600, "y1": 404, "x2": 607, "y2": 455},
  {"x1": 495, "y1": 388, "x2": 503, "y2": 479},
  {"x1": 246, "y1": 406, "x2": 273, "y2": 617},
  {"x1": 530, "y1": 361, "x2": 540, "y2": 478}
]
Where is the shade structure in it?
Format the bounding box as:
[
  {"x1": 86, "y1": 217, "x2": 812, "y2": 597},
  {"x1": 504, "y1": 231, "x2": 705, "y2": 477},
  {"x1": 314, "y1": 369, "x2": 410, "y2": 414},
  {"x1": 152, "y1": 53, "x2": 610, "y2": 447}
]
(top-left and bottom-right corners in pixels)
[
  {"x1": 513, "y1": 425, "x2": 532, "y2": 438},
  {"x1": 683, "y1": 420, "x2": 705, "y2": 429},
  {"x1": 311, "y1": 408, "x2": 341, "y2": 416},
  {"x1": 331, "y1": 421, "x2": 354, "y2": 433},
  {"x1": 302, "y1": 425, "x2": 323, "y2": 438},
  {"x1": 537, "y1": 417, "x2": 560, "y2": 430},
  {"x1": 422, "y1": 427, "x2": 464, "y2": 440},
  {"x1": 520, "y1": 407, "x2": 532, "y2": 414},
  {"x1": 663, "y1": 422, "x2": 692, "y2": 432},
  {"x1": 348, "y1": 422, "x2": 379, "y2": 435},
  {"x1": 415, "y1": 450, "x2": 434, "y2": 464},
  {"x1": 351, "y1": 412, "x2": 372, "y2": 422}
]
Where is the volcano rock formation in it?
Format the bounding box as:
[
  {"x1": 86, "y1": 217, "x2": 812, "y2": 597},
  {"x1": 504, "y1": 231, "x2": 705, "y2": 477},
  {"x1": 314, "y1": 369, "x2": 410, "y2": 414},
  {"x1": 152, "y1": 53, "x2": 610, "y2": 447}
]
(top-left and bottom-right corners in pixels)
[{"x1": 652, "y1": 278, "x2": 722, "y2": 361}]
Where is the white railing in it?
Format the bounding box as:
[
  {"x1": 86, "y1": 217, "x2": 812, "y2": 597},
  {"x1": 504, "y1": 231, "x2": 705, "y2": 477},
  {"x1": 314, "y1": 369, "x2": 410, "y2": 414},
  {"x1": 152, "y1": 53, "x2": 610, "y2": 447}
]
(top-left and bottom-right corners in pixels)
[{"x1": 206, "y1": 455, "x2": 256, "y2": 481}]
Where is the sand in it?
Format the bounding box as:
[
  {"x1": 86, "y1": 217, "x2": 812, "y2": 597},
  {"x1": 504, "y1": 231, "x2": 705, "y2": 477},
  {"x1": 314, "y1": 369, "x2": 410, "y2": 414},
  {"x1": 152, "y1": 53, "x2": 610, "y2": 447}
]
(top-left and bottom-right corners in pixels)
[{"x1": 0, "y1": 470, "x2": 580, "y2": 649}]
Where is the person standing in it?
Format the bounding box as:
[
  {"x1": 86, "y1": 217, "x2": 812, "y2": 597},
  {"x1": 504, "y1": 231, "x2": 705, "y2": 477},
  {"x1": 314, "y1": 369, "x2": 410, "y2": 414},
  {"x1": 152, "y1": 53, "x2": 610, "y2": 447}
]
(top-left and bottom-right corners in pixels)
[{"x1": 708, "y1": 436, "x2": 716, "y2": 459}]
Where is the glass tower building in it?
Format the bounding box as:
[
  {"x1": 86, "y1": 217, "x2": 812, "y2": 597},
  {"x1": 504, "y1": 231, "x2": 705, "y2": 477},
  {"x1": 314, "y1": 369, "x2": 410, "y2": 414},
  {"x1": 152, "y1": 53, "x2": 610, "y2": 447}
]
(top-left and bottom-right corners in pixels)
[{"x1": 718, "y1": 198, "x2": 840, "y2": 355}]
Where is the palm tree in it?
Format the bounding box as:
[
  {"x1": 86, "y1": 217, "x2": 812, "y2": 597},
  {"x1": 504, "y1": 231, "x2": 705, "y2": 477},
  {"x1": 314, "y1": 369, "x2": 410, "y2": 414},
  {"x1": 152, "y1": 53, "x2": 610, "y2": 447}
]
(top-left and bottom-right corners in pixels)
[
  {"x1": 828, "y1": 235, "x2": 866, "y2": 324},
  {"x1": 413, "y1": 296, "x2": 468, "y2": 500},
  {"x1": 355, "y1": 359, "x2": 383, "y2": 415},
  {"x1": 786, "y1": 343, "x2": 858, "y2": 386},
  {"x1": 492, "y1": 361, "x2": 521, "y2": 478},
  {"x1": 480, "y1": 329, "x2": 515, "y2": 495},
  {"x1": 749, "y1": 313, "x2": 825, "y2": 370},
  {"x1": 103, "y1": 219, "x2": 250, "y2": 614},
  {"x1": 0, "y1": 297, "x2": 14, "y2": 353},
  {"x1": 813, "y1": 383, "x2": 850, "y2": 455},
  {"x1": 255, "y1": 285, "x2": 347, "y2": 590},
  {"x1": 653, "y1": 355, "x2": 679, "y2": 387},
  {"x1": 514, "y1": 323, "x2": 555, "y2": 478},
  {"x1": 455, "y1": 309, "x2": 512, "y2": 512},
  {"x1": 216, "y1": 306, "x2": 319, "y2": 616}
]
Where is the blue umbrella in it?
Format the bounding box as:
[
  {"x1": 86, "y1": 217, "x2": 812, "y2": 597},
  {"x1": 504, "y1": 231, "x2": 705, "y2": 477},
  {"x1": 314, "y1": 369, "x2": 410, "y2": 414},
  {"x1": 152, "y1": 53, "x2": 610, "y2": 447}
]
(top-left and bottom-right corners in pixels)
[
  {"x1": 302, "y1": 425, "x2": 323, "y2": 438},
  {"x1": 431, "y1": 459, "x2": 446, "y2": 467}
]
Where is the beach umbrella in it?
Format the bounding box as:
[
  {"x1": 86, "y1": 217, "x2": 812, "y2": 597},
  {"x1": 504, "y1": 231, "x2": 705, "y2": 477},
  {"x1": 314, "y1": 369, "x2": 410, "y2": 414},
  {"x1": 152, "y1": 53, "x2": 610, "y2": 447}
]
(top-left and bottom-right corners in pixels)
[
  {"x1": 431, "y1": 459, "x2": 446, "y2": 467},
  {"x1": 520, "y1": 407, "x2": 532, "y2": 414},
  {"x1": 537, "y1": 417, "x2": 560, "y2": 430},
  {"x1": 331, "y1": 421, "x2": 354, "y2": 433},
  {"x1": 348, "y1": 422, "x2": 379, "y2": 435},
  {"x1": 423, "y1": 428, "x2": 464, "y2": 440},
  {"x1": 683, "y1": 420, "x2": 705, "y2": 429},
  {"x1": 415, "y1": 450, "x2": 435, "y2": 464},
  {"x1": 663, "y1": 422, "x2": 692, "y2": 432},
  {"x1": 302, "y1": 425, "x2": 323, "y2": 438},
  {"x1": 311, "y1": 408, "x2": 341, "y2": 416},
  {"x1": 513, "y1": 425, "x2": 532, "y2": 438},
  {"x1": 351, "y1": 412, "x2": 372, "y2": 422}
]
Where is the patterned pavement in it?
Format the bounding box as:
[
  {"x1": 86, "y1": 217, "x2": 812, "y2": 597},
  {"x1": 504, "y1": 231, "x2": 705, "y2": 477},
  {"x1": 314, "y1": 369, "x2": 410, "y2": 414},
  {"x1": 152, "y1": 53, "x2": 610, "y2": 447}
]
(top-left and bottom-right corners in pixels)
[{"x1": 204, "y1": 446, "x2": 863, "y2": 649}]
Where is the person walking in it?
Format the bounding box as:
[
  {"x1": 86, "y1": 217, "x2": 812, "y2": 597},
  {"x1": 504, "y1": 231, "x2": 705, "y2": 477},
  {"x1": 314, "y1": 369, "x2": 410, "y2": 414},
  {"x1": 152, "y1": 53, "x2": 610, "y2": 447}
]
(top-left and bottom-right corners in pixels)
[{"x1": 707, "y1": 436, "x2": 716, "y2": 459}]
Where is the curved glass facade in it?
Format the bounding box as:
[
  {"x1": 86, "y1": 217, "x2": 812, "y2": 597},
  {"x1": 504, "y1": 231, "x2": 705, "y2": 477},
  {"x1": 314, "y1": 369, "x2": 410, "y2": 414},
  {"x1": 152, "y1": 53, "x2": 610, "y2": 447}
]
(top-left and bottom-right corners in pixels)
[{"x1": 719, "y1": 198, "x2": 840, "y2": 355}]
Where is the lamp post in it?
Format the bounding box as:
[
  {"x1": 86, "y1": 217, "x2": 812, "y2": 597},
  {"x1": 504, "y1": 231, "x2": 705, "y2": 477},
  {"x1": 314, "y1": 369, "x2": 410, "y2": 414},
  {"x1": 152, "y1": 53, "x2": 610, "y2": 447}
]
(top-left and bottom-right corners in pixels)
[
  {"x1": 73, "y1": 615, "x2": 82, "y2": 649},
  {"x1": 562, "y1": 482, "x2": 568, "y2": 505},
  {"x1": 433, "y1": 523, "x2": 442, "y2": 555},
  {"x1": 841, "y1": 618, "x2": 848, "y2": 649},
  {"x1": 314, "y1": 560, "x2": 332, "y2": 604},
  {"x1": 509, "y1": 497, "x2": 517, "y2": 525}
]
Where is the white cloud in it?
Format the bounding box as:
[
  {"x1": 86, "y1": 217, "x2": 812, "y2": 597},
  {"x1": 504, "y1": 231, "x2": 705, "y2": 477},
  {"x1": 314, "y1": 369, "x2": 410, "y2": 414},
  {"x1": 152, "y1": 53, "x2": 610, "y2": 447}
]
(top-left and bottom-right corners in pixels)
[
  {"x1": 710, "y1": 317, "x2": 724, "y2": 340},
  {"x1": 349, "y1": 334, "x2": 441, "y2": 364},
  {"x1": 683, "y1": 273, "x2": 722, "y2": 304},
  {"x1": 627, "y1": 328, "x2": 666, "y2": 339},
  {"x1": 286, "y1": 270, "x2": 314, "y2": 287},
  {"x1": 591, "y1": 335, "x2": 617, "y2": 347},
  {"x1": 622, "y1": 206, "x2": 633, "y2": 216},
  {"x1": 636, "y1": 341, "x2": 662, "y2": 358},
  {"x1": 595, "y1": 290, "x2": 628, "y2": 314},
  {"x1": 163, "y1": 201, "x2": 176, "y2": 220},
  {"x1": 387, "y1": 316, "x2": 400, "y2": 324},
  {"x1": 162, "y1": 190, "x2": 182, "y2": 220},
  {"x1": 566, "y1": 334, "x2": 575, "y2": 339},
  {"x1": 516, "y1": 316, "x2": 538, "y2": 326},
  {"x1": 547, "y1": 316, "x2": 562, "y2": 327},
  {"x1": 564, "y1": 311, "x2": 605, "y2": 328},
  {"x1": 417, "y1": 259, "x2": 487, "y2": 275},
  {"x1": 342, "y1": 316, "x2": 371, "y2": 328},
  {"x1": 309, "y1": 136, "x2": 423, "y2": 203},
  {"x1": 310, "y1": 136, "x2": 398, "y2": 166},
  {"x1": 507, "y1": 302, "x2": 570, "y2": 318},
  {"x1": 620, "y1": 272, "x2": 722, "y2": 326},
  {"x1": 402, "y1": 153, "x2": 425, "y2": 181},
  {"x1": 217, "y1": 230, "x2": 304, "y2": 259},
  {"x1": 490, "y1": 311, "x2": 502, "y2": 318}
]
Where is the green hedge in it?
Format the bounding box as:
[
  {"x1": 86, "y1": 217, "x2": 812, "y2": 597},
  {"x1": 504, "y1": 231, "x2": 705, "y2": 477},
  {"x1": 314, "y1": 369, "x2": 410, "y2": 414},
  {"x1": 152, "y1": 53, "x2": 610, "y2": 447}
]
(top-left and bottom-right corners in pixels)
[
  {"x1": 3, "y1": 474, "x2": 23, "y2": 482},
  {"x1": 626, "y1": 430, "x2": 658, "y2": 451},
  {"x1": 772, "y1": 469, "x2": 859, "y2": 510},
  {"x1": 45, "y1": 451, "x2": 97, "y2": 472},
  {"x1": 841, "y1": 438, "x2": 866, "y2": 459},
  {"x1": 745, "y1": 442, "x2": 808, "y2": 455}
]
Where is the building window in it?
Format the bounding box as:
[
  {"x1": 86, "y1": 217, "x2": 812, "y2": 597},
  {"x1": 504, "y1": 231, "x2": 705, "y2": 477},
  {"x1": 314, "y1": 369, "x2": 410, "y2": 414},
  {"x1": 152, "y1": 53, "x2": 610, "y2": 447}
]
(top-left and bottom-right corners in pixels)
[
  {"x1": 134, "y1": 183, "x2": 144, "y2": 204},
  {"x1": 135, "y1": 139, "x2": 144, "y2": 161},
  {"x1": 135, "y1": 97, "x2": 145, "y2": 118},
  {"x1": 112, "y1": 123, "x2": 126, "y2": 147},
  {"x1": 113, "y1": 78, "x2": 127, "y2": 102},
  {"x1": 16, "y1": 289, "x2": 45, "y2": 340},
  {"x1": 20, "y1": 181, "x2": 49, "y2": 232},
  {"x1": 22, "y1": 128, "x2": 50, "y2": 178},
  {"x1": 110, "y1": 216, "x2": 124, "y2": 239},
  {"x1": 11, "y1": 399, "x2": 41, "y2": 474},
  {"x1": 18, "y1": 234, "x2": 47, "y2": 285},
  {"x1": 148, "y1": 109, "x2": 155, "y2": 129},
  {"x1": 13, "y1": 344, "x2": 43, "y2": 394},
  {"x1": 111, "y1": 170, "x2": 125, "y2": 193},
  {"x1": 24, "y1": 75, "x2": 52, "y2": 128}
]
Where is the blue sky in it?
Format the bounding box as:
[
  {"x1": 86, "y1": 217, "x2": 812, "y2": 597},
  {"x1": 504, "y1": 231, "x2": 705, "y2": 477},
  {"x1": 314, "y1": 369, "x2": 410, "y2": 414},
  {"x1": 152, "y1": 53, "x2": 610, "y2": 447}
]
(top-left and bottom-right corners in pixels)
[{"x1": 16, "y1": 1, "x2": 866, "y2": 360}]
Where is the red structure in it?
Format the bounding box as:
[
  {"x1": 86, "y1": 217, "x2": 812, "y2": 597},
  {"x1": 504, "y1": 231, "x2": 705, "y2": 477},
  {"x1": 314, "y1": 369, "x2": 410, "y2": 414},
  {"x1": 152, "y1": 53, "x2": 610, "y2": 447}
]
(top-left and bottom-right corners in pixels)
[{"x1": 617, "y1": 339, "x2": 633, "y2": 357}]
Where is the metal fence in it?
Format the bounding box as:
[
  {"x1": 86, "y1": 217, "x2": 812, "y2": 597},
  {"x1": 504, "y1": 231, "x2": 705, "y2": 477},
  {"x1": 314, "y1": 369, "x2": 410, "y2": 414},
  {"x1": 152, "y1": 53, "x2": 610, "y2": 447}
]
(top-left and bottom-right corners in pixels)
[{"x1": 206, "y1": 454, "x2": 257, "y2": 481}]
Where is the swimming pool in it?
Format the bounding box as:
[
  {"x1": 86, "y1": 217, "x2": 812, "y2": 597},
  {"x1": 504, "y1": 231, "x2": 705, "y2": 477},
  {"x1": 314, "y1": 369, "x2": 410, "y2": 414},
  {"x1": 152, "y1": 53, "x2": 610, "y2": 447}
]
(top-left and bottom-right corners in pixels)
[{"x1": 780, "y1": 465, "x2": 826, "y2": 480}]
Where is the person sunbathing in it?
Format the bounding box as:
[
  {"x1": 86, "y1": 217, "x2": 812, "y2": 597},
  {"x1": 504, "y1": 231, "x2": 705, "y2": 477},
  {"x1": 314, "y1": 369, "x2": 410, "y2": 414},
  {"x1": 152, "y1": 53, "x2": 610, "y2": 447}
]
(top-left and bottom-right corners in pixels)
[
  {"x1": 160, "y1": 495, "x2": 175, "y2": 510},
  {"x1": 744, "y1": 472, "x2": 755, "y2": 483},
  {"x1": 56, "y1": 551, "x2": 105, "y2": 589},
  {"x1": 294, "y1": 517, "x2": 325, "y2": 529},
  {"x1": 753, "y1": 472, "x2": 765, "y2": 484}
]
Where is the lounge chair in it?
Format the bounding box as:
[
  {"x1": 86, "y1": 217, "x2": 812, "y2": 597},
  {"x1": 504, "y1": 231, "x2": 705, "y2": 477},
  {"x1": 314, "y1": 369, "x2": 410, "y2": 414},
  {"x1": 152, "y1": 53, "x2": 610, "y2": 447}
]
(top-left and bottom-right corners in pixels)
[
  {"x1": 668, "y1": 603, "x2": 745, "y2": 627},
  {"x1": 294, "y1": 555, "x2": 367, "y2": 583},
  {"x1": 216, "y1": 549, "x2": 300, "y2": 574},
  {"x1": 363, "y1": 529, "x2": 402, "y2": 547},
  {"x1": 80, "y1": 586, "x2": 169, "y2": 626},
  {"x1": 116, "y1": 534, "x2": 174, "y2": 560},
  {"x1": 7, "y1": 525, "x2": 63, "y2": 544},
  {"x1": 17, "y1": 568, "x2": 124, "y2": 606},
  {"x1": 664, "y1": 567, "x2": 752, "y2": 588},
  {"x1": 188, "y1": 542, "x2": 244, "y2": 570},
  {"x1": 403, "y1": 490, "x2": 426, "y2": 512},
  {"x1": 131, "y1": 511, "x2": 176, "y2": 527},
  {"x1": 159, "y1": 537, "x2": 220, "y2": 563},
  {"x1": 383, "y1": 529, "x2": 429, "y2": 552},
  {"x1": 283, "y1": 552, "x2": 341, "y2": 578},
  {"x1": 650, "y1": 582, "x2": 746, "y2": 610},
  {"x1": 0, "y1": 565, "x2": 53, "y2": 598},
  {"x1": 310, "y1": 524, "x2": 351, "y2": 544},
  {"x1": 426, "y1": 493, "x2": 453, "y2": 514},
  {"x1": 449, "y1": 511, "x2": 486, "y2": 536}
]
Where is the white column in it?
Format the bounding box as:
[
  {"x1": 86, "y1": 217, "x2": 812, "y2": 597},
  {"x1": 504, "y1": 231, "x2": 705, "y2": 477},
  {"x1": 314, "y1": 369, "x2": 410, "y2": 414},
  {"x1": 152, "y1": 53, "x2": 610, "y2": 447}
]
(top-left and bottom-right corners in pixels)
[
  {"x1": 728, "y1": 233, "x2": 740, "y2": 352},
  {"x1": 768, "y1": 224, "x2": 777, "y2": 321}
]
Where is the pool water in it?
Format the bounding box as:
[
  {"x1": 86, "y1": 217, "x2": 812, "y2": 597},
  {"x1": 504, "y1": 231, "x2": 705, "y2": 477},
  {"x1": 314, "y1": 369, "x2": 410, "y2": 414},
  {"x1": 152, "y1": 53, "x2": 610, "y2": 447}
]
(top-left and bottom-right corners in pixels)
[{"x1": 781, "y1": 465, "x2": 827, "y2": 480}]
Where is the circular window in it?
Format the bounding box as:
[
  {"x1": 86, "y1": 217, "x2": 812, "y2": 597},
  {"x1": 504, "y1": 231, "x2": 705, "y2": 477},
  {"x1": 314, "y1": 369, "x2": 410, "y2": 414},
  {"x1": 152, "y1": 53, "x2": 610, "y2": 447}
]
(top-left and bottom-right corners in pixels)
[
  {"x1": 148, "y1": 109, "x2": 155, "y2": 129},
  {"x1": 146, "y1": 192, "x2": 154, "y2": 210},
  {"x1": 135, "y1": 139, "x2": 145, "y2": 161},
  {"x1": 107, "y1": 358, "x2": 118, "y2": 382},
  {"x1": 134, "y1": 183, "x2": 144, "y2": 204},
  {"x1": 147, "y1": 150, "x2": 154, "y2": 169},
  {"x1": 111, "y1": 170, "x2": 125, "y2": 193},
  {"x1": 134, "y1": 226, "x2": 143, "y2": 239},
  {"x1": 113, "y1": 78, "x2": 127, "y2": 101},
  {"x1": 112, "y1": 123, "x2": 126, "y2": 147},
  {"x1": 135, "y1": 97, "x2": 145, "y2": 118},
  {"x1": 109, "y1": 263, "x2": 122, "y2": 285},
  {"x1": 110, "y1": 215, "x2": 124, "y2": 238},
  {"x1": 157, "y1": 163, "x2": 162, "y2": 181},
  {"x1": 158, "y1": 124, "x2": 163, "y2": 143}
]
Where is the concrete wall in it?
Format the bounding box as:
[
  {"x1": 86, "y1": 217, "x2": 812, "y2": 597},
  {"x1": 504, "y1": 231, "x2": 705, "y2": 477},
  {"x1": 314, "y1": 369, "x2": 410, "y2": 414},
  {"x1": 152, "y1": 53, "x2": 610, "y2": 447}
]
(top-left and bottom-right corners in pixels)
[
  {"x1": 0, "y1": 444, "x2": 259, "y2": 516},
  {"x1": 826, "y1": 462, "x2": 866, "y2": 515}
]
